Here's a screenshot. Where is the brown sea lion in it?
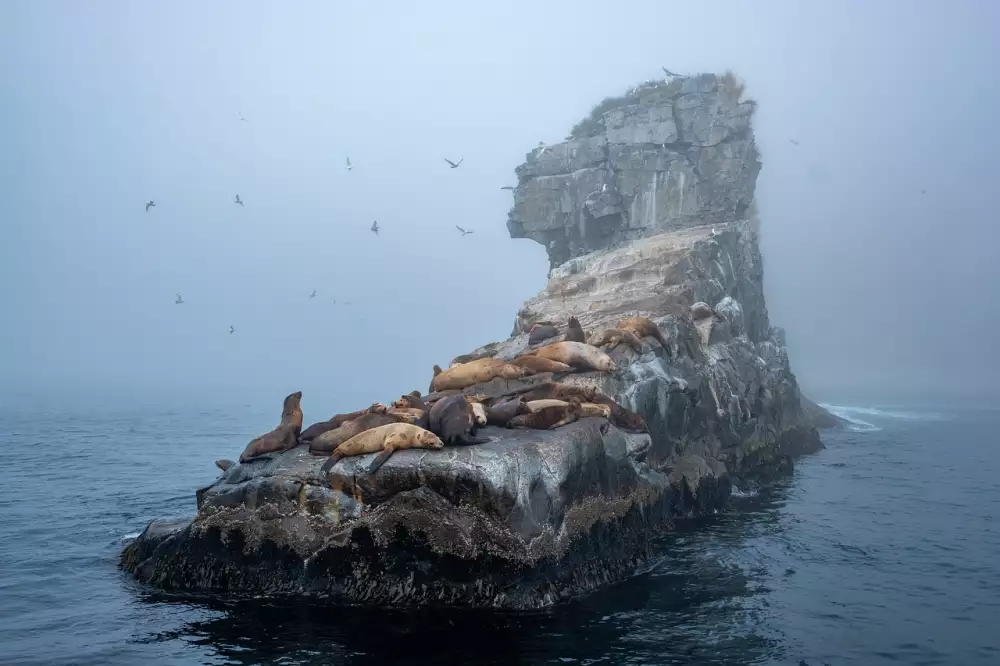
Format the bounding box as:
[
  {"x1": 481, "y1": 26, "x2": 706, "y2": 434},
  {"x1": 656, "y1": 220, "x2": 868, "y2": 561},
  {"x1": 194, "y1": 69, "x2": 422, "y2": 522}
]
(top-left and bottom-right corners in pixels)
[
  {"x1": 386, "y1": 407, "x2": 425, "y2": 424},
  {"x1": 528, "y1": 323, "x2": 560, "y2": 345},
  {"x1": 525, "y1": 341, "x2": 615, "y2": 372},
  {"x1": 509, "y1": 398, "x2": 582, "y2": 430},
  {"x1": 320, "y1": 423, "x2": 444, "y2": 475},
  {"x1": 486, "y1": 397, "x2": 531, "y2": 426},
  {"x1": 588, "y1": 329, "x2": 644, "y2": 353},
  {"x1": 309, "y1": 411, "x2": 411, "y2": 455},
  {"x1": 239, "y1": 391, "x2": 303, "y2": 462},
  {"x1": 510, "y1": 355, "x2": 574, "y2": 374},
  {"x1": 564, "y1": 316, "x2": 586, "y2": 343},
  {"x1": 299, "y1": 403, "x2": 387, "y2": 443},
  {"x1": 691, "y1": 302, "x2": 714, "y2": 320},
  {"x1": 618, "y1": 316, "x2": 670, "y2": 351},
  {"x1": 430, "y1": 358, "x2": 532, "y2": 392},
  {"x1": 428, "y1": 394, "x2": 490, "y2": 446},
  {"x1": 519, "y1": 382, "x2": 648, "y2": 433},
  {"x1": 391, "y1": 392, "x2": 426, "y2": 410},
  {"x1": 215, "y1": 459, "x2": 236, "y2": 472}
]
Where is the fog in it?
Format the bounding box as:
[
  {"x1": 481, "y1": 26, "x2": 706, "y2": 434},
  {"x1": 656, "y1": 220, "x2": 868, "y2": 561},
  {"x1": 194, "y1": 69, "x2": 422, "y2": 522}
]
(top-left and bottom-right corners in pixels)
[{"x1": 2, "y1": 1, "x2": 998, "y2": 410}]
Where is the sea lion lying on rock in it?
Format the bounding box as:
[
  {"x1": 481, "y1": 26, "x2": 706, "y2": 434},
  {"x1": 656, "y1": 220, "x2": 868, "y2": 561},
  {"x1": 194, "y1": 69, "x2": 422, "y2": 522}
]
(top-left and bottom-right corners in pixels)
[
  {"x1": 588, "y1": 329, "x2": 644, "y2": 353},
  {"x1": 430, "y1": 358, "x2": 532, "y2": 392},
  {"x1": 524, "y1": 341, "x2": 616, "y2": 373},
  {"x1": 215, "y1": 459, "x2": 236, "y2": 472},
  {"x1": 509, "y1": 397, "x2": 582, "y2": 430},
  {"x1": 391, "y1": 392, "x2": 425, "y2": 410},
  {"x1": 510, "y1": 355, "x2": 574, "y2": 374},
  {"x1": 486, "y1": 397, "x2": 531, "y2": 426},
  {"x1": 525, "y1": 399, "x2": 611, "y2": 419},
  {"x1": 299, "y1": 403, "x2": 386, "y2": 444},
  {"x1": 528, "y1": 323, "x2": 560, "y2": 345},
  {"x1": 618, "y1": 315, "x2": 671, "y2": 354},
  {"x1": 309, "y1": 410, "x2": 412, "y2": 455},
  {"x1": 520, "y1": 382, "x2": 648, "y2": 433},
  {"x1": 428, "y1": 394, "x2": 489, "y2": 446},
  {"x1": 320, "y1": 423, "x2": 444, "y2": 475},
  {"x1": 239, "y1": 391, "x2": 303, "y2": 462},
  {"x1": 564, "y1": 316, "x2": 586, "y2": 343}
]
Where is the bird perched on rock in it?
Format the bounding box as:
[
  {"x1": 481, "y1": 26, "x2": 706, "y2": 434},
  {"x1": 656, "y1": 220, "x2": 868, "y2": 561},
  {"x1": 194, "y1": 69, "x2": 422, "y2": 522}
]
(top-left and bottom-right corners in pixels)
[
  {"x1": 234, "y1": 194, "x2": 243, "y2": 206},
  {"x1": 371, "y1": 220, "x2": 379, "y2": 235},
  {"x1": 145, "y1": 200, "x2": 155, "y2": 212},
  {"x1": 444, "y1": 157, "x2": 464, "y2": 169},
  {"x1": 456, "y1": 225, "x2": 473, "y2": 236}
]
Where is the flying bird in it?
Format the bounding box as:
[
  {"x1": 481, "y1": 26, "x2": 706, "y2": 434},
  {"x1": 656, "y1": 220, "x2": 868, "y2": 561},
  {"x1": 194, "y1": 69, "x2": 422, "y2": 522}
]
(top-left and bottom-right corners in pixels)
[
  {"x1": 309, "y1": 289, "x2": 316, "y2": 299},
  {"x1": 346, "y1": 157, "x2": 353, "y2": 171},
  {"x1": 371, "y1": 220, "x2": 379, "y2": 235},
  {"x1": 920, "y1": 189, "x2": 926, "y2": 195},
  {"x1": 662, "y1": 66, "x2": 680, "y2": 77},
  {"x1": 238, "y1": 111, "x2": 248, "y2": 123},
  {"x1": 229, "y1": 325, "x2": 235, "y2": 335},
  {"x1": 789, "y1": 139, "x2": 800, "y2": 145},
  {"x1": 456, "y1": 225, "x2": 474, "y2": 236},
  {"x1": 234, "y1": 194, "x2": 243, "y2": 206},
  {"x1": 500, "y1": 186, "x2": 514, "y2": 190},
  {"x1": 444, "y1": 157, "x2": 464, "y2": 169},
  {"x1": 145, "y1": 200, "x2": 155, "y2": 212},
  {"x1": 174, "y1": 294, "x2": 184, "y2": 304}
]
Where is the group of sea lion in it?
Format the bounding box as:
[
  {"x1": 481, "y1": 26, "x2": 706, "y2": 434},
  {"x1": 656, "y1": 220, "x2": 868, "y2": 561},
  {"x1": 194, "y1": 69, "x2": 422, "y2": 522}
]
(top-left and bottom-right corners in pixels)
[{"x1": 226, "y1": 314, "x2": 668, "y2": 478}]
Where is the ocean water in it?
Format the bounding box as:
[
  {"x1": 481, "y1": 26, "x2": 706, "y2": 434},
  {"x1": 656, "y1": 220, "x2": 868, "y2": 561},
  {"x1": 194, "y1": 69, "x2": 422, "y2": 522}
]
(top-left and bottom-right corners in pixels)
[{"x1": 1, "y1": 397, "x2": 998, "y2": 665}]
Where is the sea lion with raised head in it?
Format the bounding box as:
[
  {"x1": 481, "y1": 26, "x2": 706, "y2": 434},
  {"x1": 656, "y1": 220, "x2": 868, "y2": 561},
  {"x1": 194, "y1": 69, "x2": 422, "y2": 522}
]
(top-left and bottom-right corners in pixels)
[
  {"x1": 618, "y1": 316, "x2": 670, "y2": 352},
  {"x1": 309, "y1": 410, "x2": 411, "y2": 455},
  {"x1": 239, "y1": 391, "x2": 303, "y2": 462},
  {"x1": 299, "y1": 403, "x2": 387, "y2": 444},
  {"x1": 430, "y1": 358, "x2": 533, "y2": 392},
  {"x1": 486, "y1": 397, "x2": 531, "y2": 426},
  {"x1": 528, "y1": 323, "x2": 560, "y2": 345},
  {"x1": 524, "y1": 341, "x2": 615, "y2": 373},
  {"x1": 391, "y1": 392, "x2": 426, "y2": 410},
  {"x1": 215, "y1": 459, "x2": 236, "y2": 472},
  {"x1": 509, "y1": 398, "x2": 582, "y2": 430},
  {"x1": 510, "y1": 355, "x2": 574, "y2": 374},
  {"x1": 564, "y1": 316, "x2": 586, "y2": 343},
  {"x1": 587, "y1": 329, "x2": 644, "y2": 353},
  {"x1": 428, "y1": 394, "x2": 490, "y2": 446},
  {"x1": 320, "y1": 423, "x2": 444, "y2": 475}
]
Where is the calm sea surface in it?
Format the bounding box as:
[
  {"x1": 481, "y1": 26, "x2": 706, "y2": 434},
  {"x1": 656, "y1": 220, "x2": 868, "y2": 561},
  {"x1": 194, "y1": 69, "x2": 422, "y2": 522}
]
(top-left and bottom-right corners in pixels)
[{"x1": 1, "y1": 396, "x2": 998, "y2": 665}]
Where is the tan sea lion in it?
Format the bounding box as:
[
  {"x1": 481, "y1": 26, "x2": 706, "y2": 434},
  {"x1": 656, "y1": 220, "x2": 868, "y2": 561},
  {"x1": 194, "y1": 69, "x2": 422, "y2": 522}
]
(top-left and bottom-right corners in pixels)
[
  {"x1": 470, "y1": 402, "x2": 488, "y2": 426},
  {"x1": 428, "y1": 394, "x2": 489, "y2": 446},
  {"x1": 299, "y1": 403, "x2": 386, "y2": 443},
  {"x1": 519, "y1": 382, "x2": 648, "y2": 433},
  {"x1": 215, "y1": 459, "x2": 236, "y2": 472},
  {"x1": 528, "y1": 323, "x2": 560, "y2": 345},
  {"x1": 564, "y1": 316, "x2": 586, "y2": 343},
  {"x1": 580, "y1": 402, "x2": 612, "y2": 419},
  {"x1": 588, "y1": 329, "x2": 644, "y2": 353},
  {"x1": 618, "y1": 316, "x2": 670, "y2": 350},
  {"x1": 386, "y1": 407, "x2": 425, "y2": 423},
  {"x1": 509, "y1": 398, "x2": 582, "y2": 430},
  {"x1": 691, "y1": 302, "x2": 714, "y2": 320},
  {"x1": 486, "y1": 397, "x2": 531, "y2": 426},
  {"x1": 510, "y1": 355, "x2": 574, "y2": 374},
  {"x1": 239, "y1": 391, "x2": 303, "y2": 462},
  {"x1": 309, "y1": 411, "x2": 411, "y2": 455},
  {"x1": 430, "y1": 358, "x2": 532, "y2": 392},
  {"x1": 525, "y1": 341, "x2": 616, "y2": 373},
  {"x1": 320, "y1": 423, "x2": 444, "y2": 475},
  {"x1": 525, "y1": 399, "x2": 570, "y2": 412}
]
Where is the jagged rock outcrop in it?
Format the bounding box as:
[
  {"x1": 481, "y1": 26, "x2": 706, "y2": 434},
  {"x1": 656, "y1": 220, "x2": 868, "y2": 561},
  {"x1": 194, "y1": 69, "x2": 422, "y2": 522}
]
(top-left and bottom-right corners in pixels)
[
  {"x1": 509, "y1": 72, "x2": 759, "y2": 268},
  {"x1": 121, "y1": 71, "x2": 825, "y2": 609}
]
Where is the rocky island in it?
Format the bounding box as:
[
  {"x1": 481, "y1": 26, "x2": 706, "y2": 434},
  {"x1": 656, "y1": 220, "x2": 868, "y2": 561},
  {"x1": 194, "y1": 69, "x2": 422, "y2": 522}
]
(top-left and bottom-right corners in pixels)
[{"x1": 121, "y1": 71, "x2": 829, "y2": 608}]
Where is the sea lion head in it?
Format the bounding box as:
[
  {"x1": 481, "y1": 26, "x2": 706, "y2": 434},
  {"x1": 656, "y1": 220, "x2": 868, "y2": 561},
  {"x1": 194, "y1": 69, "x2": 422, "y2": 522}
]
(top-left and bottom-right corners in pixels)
[
  {"x1": 470, "y1": 402, "x2": 487, "y2": 426},
  {"x1": 595, "y1": 354, "x2": 617, "y2": 372},
  {"x1": 416, "y1": 429, "x2": 445, "y2": 449}
]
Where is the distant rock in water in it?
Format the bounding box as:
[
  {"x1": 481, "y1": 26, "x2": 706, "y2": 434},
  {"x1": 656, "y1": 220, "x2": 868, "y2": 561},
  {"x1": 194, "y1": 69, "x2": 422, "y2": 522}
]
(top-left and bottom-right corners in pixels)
[{"x1": 121, "y1": 70, "x2": 829, "y2": 610}]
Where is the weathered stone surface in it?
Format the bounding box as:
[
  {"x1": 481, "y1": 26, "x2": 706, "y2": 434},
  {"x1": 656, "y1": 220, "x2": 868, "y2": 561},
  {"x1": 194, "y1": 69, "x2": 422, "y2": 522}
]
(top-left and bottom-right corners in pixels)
[
  {"x1": 508, "y1": 72, "x2": 760, "y2": 268},
  {"x1": 121, "y1": 71, "x2": 833, "y2": 609}
]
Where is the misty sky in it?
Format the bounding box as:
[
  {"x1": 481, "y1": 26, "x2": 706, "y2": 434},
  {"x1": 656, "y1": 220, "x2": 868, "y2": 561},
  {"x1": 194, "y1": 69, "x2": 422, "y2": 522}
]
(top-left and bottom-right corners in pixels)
[{"x1": 2, "y1": 1, "x2": 998, "y2": 411}]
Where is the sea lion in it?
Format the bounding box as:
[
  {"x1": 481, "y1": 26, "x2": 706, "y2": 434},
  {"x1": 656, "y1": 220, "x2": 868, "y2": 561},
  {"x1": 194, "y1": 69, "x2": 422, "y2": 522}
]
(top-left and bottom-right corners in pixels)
[
  {"x1": 510, "y1": 355, "x2": 574, "y2": 374},
  {"x1": 386, "y1": 407, "x2": 425, "y2": 424},
  {"x1": 519, "y1": 382, "x2": 648, "y2": 433},
  {"x1": 691, "y1": 302, "x2": 714, "y2": 320},
  {"x1": 391, "y1": 392, "x2": 425, "y2": 410},
  {"x1": 486, "y1": 397, "x2": 531, "y2": 426},
  {"x1": 509, "y1": 398, "x2": 582, "y2": 430},
  {"x1": 588, "y1": 329, "x2": 644, "y2": 353},
  {"x1": 564, "y1": 316, "x2": 586, "y2": 343},
  {"x1": 528, "y1": 323, "x2": 560, "y2": 345},
  {"x1": 580, "y1": 402, "x2": 612, "y2": 419},
  {"x1": 525, "y1": 341, "x2": 616, "y2": 373},
  {"x1": 239, "y1": 391, "x2": 303, "y2": 462},
  {"x1": 428, "y1": 394, "x2": 490, "y2": 446},
  {"x1": 215, "y1": 459, "x2": 236, "y2": 472},
  {"x1": 525, "y1": 399, "x2": 570, "y2": 412},
  {"x1": 430, "y1": 358, "x2": 532, "y2": 392},
  {"x1": 618, "y1": 316, "x2": 670, "y2": 351},
  {"x1": 299, "y1": 403, "x2": 387, "y2": 443},
  {"x1": 309, "y1": 411, "x2": 411, "y2": 455},
  {"x1": 320, "y1": 423, "x2": 444, "y2": 475},
  {"x1": 470, "y1": 402, "x2": 488, "y2": 426}
]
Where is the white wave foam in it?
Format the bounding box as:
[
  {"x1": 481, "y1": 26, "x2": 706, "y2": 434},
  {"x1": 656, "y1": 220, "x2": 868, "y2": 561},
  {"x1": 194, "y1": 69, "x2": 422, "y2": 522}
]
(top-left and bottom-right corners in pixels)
[
  {"x1": 823, "y1": 403, "x2": 946, "y2": 425},
  {"x1": 120, "y1": 531, "x2": 140, "y2": 542},
  {"x1": 820, "y1": 405, "x2": 881, "y2": 432}
]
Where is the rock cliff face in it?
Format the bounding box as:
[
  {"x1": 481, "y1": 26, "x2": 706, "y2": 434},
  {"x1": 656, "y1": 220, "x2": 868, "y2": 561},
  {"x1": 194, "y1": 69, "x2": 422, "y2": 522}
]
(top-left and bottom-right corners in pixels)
[{"x1": 121, "y1": 72, "x2": 824, "y2": 609}]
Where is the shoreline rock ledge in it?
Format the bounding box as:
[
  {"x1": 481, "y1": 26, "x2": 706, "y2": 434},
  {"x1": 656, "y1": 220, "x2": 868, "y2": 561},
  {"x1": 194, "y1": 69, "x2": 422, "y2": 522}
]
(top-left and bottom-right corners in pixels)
[{"x1": 122, "y1": 71, "x2": 828, "y2": 608}]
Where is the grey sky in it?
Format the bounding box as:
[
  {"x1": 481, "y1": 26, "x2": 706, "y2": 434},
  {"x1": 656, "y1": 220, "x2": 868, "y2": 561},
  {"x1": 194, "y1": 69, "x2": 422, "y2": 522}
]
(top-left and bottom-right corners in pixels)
[{"x1": 2, "y1": 0, "x2": 998, "y2": 409}]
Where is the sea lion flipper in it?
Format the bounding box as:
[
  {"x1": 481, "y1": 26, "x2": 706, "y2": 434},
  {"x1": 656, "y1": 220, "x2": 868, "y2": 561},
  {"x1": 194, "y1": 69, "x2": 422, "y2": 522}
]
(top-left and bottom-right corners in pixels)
[
  {"x1": 367, "y1": 446, "x2": 395, "y2": 475},
  {"x1": 320, "y1": 451, "x2": 344, "y2": 474},
  {"x1": 215, "y1": 459, "x2": 236, "y2": 472},
  {"x1": 454, "y1": 434, "x2": 490, "y2": 446}
]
